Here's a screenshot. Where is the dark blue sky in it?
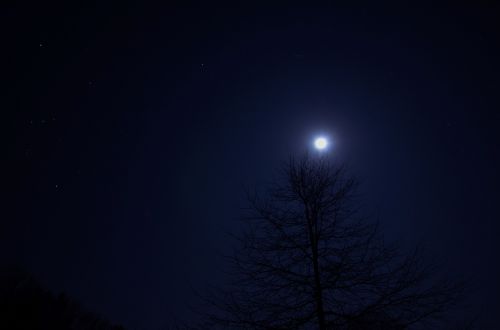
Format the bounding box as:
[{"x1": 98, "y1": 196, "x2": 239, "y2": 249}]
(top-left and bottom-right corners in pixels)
[{"x1": 3, "y1": 3, "x2": 500, "y2": 329}]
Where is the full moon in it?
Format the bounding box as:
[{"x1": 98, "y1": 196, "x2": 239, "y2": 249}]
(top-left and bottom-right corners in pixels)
[{"x1": 314, "y1": 137, "x2": 328, "y2": 150}]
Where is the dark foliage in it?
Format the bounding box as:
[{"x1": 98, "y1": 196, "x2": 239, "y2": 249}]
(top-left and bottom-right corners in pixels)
[
  {"x1": 197, "y1": 156, "x2": 464, "y2": 329},
  {"x1": 0, "y1": 266, "x2": 124, "y2": 330}
]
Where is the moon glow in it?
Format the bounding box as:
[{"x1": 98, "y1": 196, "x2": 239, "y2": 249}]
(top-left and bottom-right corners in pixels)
[{"x1": 314, "y1": 137, "x2": 328, "y2": 150}]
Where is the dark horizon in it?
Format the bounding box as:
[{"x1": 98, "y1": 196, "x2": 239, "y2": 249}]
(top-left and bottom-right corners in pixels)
[{"x1": 3, "y1": 3, "x2": 500, "y2": 329}]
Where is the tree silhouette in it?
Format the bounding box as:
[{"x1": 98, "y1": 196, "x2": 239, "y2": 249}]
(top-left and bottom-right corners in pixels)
[
  {"x1": 0, "y1": 265, "x2": 125, "y2": 330},
  {"x1": 199, "y1": 156, "x2": 464, "y2": 329}
]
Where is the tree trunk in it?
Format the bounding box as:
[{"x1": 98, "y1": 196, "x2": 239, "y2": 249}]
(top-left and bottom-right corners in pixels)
[
  {"x1": 312, "y1": 250, "x2": 327, "y2": 330},
  {"x1": 306, "y1": 204, "x2": 327, "y2": 330}
]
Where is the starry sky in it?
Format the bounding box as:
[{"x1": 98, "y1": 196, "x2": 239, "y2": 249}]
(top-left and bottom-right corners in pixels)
[{"x1": 3, "y1": 3, "x2": 500, "y2": 329}]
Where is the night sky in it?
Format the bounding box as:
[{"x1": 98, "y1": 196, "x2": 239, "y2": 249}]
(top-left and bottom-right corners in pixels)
[{"x1": 3, "y1": 3, "x2": 500, "y2": 329}]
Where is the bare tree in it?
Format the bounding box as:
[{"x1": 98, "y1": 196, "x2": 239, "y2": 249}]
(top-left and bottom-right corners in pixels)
[{"x1": 198, "y1": 156, "x2": 463, "y2": 329}]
